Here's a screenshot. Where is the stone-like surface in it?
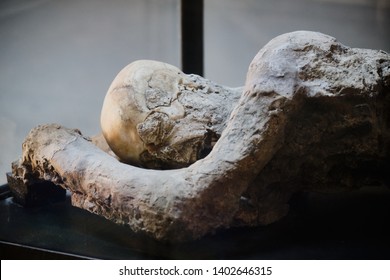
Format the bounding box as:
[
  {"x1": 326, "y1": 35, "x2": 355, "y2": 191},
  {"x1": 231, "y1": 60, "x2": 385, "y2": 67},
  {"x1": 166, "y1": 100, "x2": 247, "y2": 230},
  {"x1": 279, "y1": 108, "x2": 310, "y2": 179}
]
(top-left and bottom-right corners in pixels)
[
  {"x1": 10, "y1": 31, "x2": 390, "y2": 242},
  {"x1": 233, "y1": 31, "x2": 390, "y2": 226}
]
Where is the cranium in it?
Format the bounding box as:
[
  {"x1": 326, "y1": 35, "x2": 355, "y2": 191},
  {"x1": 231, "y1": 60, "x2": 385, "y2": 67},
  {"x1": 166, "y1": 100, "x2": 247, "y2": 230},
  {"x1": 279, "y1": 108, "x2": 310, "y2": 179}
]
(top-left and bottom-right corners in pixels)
[{"x1": 101, "y1": 60, "x2": 241, "y2": 168}]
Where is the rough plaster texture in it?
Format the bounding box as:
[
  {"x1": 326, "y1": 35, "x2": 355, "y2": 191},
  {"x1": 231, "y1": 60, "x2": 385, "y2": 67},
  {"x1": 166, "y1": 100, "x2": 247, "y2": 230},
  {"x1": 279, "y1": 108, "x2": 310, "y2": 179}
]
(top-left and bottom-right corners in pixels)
[{"x1": 11, "y1": 31, "x2": 390, "y2": 242}]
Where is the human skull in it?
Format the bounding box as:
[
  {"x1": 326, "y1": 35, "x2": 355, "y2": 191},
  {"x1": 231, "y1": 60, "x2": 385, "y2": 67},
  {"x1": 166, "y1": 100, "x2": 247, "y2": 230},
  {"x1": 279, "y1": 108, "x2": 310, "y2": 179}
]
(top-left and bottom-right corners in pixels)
[{"x1": 101, "y1": 60, "x2": 241, "y2": 169}]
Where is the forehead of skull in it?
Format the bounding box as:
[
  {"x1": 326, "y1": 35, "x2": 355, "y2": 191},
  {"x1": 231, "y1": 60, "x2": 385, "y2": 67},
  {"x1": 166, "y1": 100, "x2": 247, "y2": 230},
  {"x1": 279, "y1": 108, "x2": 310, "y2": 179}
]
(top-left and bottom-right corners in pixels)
[
  {"x1": 120, "y1": 60, "x2": 189, "y2": 115},
  {"x1": 128, "y1": 60, "x2": 187, "y2": 93}
]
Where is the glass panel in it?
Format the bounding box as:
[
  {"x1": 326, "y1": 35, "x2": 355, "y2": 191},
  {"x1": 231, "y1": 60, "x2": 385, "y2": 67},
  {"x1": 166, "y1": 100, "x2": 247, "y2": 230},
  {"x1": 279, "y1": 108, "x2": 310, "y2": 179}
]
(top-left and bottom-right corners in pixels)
[
  {"x1": 0, "y1": 0, "x2": 180, "y2": 183},
  {"x1": 205, "y1": 0, "x2": 390, "y2": 87}
]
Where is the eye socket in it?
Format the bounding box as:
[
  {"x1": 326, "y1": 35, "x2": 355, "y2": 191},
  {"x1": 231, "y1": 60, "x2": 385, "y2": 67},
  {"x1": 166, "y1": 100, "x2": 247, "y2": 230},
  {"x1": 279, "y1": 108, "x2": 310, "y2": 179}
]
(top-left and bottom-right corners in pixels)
[{"x1": 136, "y1": 112, "x2": 174, "y2": 146}]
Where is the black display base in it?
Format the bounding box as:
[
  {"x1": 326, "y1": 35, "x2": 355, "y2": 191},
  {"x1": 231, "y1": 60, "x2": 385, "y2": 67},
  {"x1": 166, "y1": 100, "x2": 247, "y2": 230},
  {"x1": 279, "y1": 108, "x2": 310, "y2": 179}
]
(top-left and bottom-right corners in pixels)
[{"x1": 1, "y1": 183, "x2": 390, "y2": 260}]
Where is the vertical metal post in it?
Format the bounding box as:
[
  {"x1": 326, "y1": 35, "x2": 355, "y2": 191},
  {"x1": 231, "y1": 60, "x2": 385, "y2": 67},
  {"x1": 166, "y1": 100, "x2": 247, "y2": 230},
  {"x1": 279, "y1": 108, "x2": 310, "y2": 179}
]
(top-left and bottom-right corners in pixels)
[{"x1": 180, "y1": 0, "x2": 204, "y2": 76}]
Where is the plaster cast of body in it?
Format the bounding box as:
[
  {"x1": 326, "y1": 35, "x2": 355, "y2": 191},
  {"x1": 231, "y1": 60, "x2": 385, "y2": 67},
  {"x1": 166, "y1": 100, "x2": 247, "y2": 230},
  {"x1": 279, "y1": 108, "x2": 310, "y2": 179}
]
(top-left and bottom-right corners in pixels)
[{"x1": 11, "y1": 31, "x2": 390, "y2": 242}]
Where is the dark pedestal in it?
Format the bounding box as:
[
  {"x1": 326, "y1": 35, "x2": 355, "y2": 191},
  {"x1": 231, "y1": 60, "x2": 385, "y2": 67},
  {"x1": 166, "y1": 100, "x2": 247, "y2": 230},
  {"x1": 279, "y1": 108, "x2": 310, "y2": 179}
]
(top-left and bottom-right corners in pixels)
[{"x1": 1, "y1": 183, "x2": 390, "y2": 260}]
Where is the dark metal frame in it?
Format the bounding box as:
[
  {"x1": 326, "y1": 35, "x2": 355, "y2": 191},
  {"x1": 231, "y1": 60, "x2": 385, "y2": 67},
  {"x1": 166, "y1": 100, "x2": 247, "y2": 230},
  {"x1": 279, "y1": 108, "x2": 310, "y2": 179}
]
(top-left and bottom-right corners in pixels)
[{"x1": 181, "y1": 0, "x2": 204, "y2": 76}]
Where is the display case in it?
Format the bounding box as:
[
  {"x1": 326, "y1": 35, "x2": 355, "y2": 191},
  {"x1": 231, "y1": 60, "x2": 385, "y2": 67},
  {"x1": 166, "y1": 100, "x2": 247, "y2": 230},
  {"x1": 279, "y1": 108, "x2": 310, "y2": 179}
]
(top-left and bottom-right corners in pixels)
[{"x1": 1, "y1": 0, "x2": 390, "y2": 259}]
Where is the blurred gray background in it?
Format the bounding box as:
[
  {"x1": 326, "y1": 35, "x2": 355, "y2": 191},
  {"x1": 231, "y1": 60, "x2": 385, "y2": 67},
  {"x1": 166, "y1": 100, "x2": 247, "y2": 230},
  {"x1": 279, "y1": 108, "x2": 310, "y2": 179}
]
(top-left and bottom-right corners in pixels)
[{"x1": 1, "y1": 0, "x2": 389, "y2": 184}]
